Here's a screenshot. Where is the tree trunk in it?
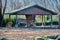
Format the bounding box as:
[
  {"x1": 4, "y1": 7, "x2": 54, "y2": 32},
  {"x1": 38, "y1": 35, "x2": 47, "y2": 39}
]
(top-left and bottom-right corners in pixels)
[
  {"x1": 0, "y1": 14, "x2": 3, "y2": 27},
  {"x1": 0, "y1": 0, "x2": 2, "y2": 26},
  {"x1": 0, "y1": 0, "x2": 7, "y2": 27}
]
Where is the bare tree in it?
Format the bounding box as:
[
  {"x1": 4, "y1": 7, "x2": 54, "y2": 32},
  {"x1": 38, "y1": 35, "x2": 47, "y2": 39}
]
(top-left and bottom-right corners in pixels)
[
  {"x1": 12, "y1": 0, "x2": 22, "y2": 10},
  {"x1": 23, "y1": 0, "x2": 30, "y2": 6},
  {"x1": 0, "y1": 0, "x2": 7, "y2": 26}
]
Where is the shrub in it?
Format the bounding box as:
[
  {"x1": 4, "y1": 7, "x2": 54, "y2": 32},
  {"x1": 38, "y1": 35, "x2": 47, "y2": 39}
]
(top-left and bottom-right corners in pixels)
[
  {"x1": 2, "y1": 18, "x2": 9, "y2": 27},
  {"x1": 44, "y1": 37, "x2": 49, "y2": 40},
  {"x1": 2, "y1": 17, "x2": 16, "y2": 27}
]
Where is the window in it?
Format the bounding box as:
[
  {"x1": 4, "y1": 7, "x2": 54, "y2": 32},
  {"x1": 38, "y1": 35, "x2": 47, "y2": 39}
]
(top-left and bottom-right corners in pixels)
[{"x1": 35, "y1": 15, "x2": 42, "y2": 26}]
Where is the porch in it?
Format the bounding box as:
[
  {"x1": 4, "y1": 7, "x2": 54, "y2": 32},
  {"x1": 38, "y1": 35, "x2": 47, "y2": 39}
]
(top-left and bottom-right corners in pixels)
[
  {"x1": 4, "y1": 4, "x2": 59, "y2": 28},
  {"x1": 3, "y1": 14, "x2": 59, "y2": 29}
]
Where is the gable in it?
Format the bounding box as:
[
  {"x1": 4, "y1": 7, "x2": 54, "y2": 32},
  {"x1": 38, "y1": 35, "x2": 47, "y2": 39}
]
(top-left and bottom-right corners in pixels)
[{"x1": 17, "y1": 7, "x2": 50, "y2": 15}]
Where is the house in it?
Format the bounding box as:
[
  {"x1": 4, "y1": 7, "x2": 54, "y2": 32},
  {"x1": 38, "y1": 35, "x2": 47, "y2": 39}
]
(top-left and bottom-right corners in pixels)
[{"x1": 5, "y1": 4, "x2": 58, "y2": 27}]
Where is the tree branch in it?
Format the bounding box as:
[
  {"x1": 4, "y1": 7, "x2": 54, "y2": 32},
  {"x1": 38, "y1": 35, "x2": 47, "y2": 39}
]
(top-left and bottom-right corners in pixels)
[
  {"x1": 0, "y1": 0, "x2": 2, "y2": 14},
  {"x1": 3, "y1": 0, "x2": 7, "y2": 15}
]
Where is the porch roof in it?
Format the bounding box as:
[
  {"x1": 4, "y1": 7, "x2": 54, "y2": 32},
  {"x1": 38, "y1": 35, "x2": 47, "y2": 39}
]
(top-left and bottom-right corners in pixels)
[{"x1": 5, "y1": 4, "x2": 57, "y2": 15}]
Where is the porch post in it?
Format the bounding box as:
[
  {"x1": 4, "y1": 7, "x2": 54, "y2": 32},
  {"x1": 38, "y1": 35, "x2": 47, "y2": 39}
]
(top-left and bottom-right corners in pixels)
[
  {"x1": 32, "y1": 15, "x2": 36, "y2": 27},
  {"x1": 42, "y1": 15, "x2": 44, "y2": 27},
  {"x1": 50, "y1": 14, "x2": 53, "y2": 27},
  {"x1": 59, "y1": 14, "x2": 60, "y2": 27},
  {"x1": 9, "y1": 14, "x2": 11, "y2": 21},
  {"x1": 44, "y1": 15, "x2": 45, "y2": 26},
  {"x1": 27, "y1": 19, "x2": 29, "y2": 27},
  {"x1": 26, "y1": 15, "x2": 30, "y2": 27},
  {"x1": 15, "y1": 14, "x2": 18, "y2": 27}
]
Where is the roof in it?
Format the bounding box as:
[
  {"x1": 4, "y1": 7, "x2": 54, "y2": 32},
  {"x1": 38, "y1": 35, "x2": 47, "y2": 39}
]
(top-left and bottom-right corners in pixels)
[{"x1": 5, "y1": 4, "x2": 57, "y2": 15}]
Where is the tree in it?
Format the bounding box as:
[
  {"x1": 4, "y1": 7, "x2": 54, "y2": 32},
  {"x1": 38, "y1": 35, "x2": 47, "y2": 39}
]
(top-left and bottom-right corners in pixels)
[
  {"x1": 12, "y1": 0, "x2": 22, "y2": 10},
  {"x1": 0, "y1": 0, "x2": 7, "y2": 26},
  {"x1": 23, "y1": 0, "x2": 30, "y2": 6}
]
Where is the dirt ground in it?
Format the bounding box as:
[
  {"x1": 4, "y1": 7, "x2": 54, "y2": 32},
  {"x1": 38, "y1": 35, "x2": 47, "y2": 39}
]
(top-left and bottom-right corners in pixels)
[{"x1": 0, "y1": 28, "x2": 60, "y2": 40}]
